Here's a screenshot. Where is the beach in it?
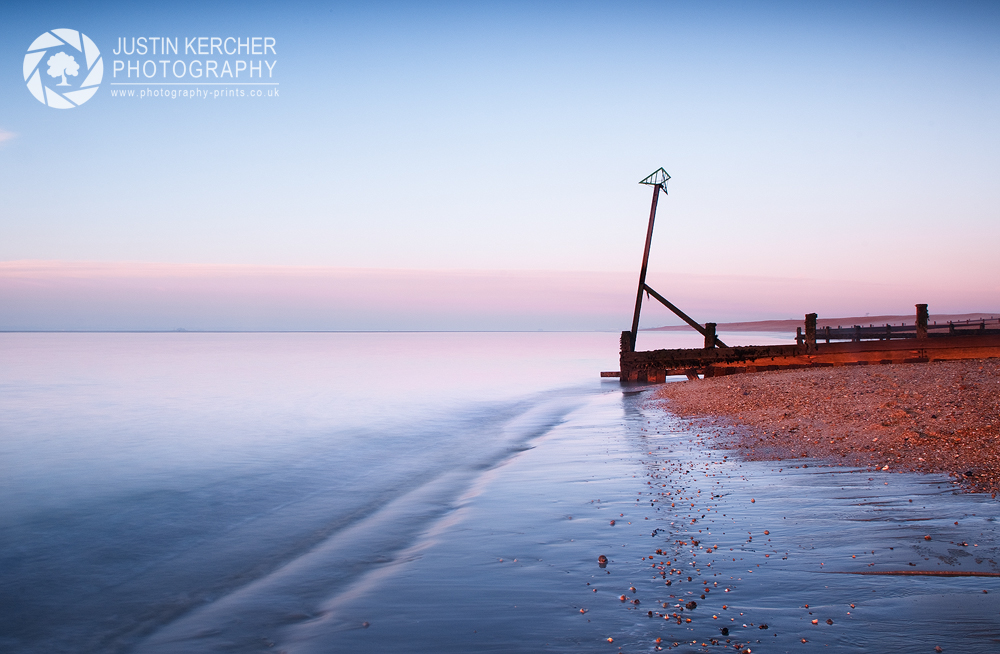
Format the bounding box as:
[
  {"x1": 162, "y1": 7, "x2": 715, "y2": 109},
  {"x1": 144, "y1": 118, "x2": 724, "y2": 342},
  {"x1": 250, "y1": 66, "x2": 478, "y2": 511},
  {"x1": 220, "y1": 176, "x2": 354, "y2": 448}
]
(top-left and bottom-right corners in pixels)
[{"x1": 653, "y1": 359, "x2": 1000, "y2": 495}]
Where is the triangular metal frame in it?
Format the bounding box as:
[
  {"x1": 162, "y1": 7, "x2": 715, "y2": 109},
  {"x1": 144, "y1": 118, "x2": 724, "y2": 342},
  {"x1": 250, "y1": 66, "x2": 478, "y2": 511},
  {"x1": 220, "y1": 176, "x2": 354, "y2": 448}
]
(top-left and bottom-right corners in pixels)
[{"x1": 638, "y1": 167, "x2": 671, "y2": 193}]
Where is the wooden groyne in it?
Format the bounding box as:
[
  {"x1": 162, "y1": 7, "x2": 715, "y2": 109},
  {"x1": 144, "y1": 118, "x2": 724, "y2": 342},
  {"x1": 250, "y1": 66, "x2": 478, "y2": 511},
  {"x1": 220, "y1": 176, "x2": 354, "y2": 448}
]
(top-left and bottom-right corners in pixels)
[
  {"x1": 611, "y1": 168, "x2": 1000, "y2": 383},
  {"x1": 614, "y1": 305, "x2": 1000, "y2": 382}
]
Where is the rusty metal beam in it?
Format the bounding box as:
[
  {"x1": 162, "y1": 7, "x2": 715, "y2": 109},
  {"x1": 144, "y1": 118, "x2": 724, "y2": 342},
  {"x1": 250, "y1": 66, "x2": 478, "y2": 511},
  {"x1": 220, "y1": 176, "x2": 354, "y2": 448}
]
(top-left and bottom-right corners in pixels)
[{"x1": 642, "y1": 284, "x2": 727, "y2": 348}]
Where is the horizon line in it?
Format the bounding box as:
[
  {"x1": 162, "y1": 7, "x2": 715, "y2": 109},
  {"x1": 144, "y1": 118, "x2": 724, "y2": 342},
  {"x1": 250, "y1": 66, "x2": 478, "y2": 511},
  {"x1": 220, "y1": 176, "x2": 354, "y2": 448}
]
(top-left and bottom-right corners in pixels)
[{"x1": 0, "y1": 329, "x2": 628, "y2": 334}]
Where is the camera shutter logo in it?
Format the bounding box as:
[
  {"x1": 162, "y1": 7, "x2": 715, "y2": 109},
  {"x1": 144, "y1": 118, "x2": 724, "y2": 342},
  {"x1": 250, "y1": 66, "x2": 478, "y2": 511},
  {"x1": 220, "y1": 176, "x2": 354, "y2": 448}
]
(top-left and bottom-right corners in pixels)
[{"x1": 24, "y1": 29, "x2": 103, "y2": 108}]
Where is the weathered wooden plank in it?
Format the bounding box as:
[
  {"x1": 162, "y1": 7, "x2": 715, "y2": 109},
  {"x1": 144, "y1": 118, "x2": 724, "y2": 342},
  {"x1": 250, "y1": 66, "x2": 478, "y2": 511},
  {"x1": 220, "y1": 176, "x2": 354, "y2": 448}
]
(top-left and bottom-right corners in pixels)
[{"x1": 620, "y1": 333, "x2": 1000, "y2": 382}]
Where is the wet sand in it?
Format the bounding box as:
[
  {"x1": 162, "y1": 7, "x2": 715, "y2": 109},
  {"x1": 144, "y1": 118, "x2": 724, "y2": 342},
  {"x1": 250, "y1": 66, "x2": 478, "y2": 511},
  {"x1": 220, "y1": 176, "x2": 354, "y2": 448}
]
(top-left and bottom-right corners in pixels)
[
  {"x1": 653, "y1": 359, "x2": 1000, "y2": 496},
  {"x1": 298, "y1": 387, "x2": 1000, "y2": 653}
]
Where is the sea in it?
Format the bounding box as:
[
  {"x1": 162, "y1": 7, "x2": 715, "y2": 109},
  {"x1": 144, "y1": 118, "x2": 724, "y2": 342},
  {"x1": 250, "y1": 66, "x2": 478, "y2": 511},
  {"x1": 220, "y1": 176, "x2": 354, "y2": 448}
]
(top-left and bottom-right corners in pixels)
[{"x1": 1, "y1": 332, "x2": 998, "y2": 653}]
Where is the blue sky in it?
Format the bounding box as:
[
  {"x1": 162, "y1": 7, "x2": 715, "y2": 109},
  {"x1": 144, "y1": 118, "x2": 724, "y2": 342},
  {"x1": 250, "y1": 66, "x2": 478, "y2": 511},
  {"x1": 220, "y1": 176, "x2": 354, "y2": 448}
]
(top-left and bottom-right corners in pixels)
[{"x1": 1, "y1": 1, "x2": 998, "y2": 329}]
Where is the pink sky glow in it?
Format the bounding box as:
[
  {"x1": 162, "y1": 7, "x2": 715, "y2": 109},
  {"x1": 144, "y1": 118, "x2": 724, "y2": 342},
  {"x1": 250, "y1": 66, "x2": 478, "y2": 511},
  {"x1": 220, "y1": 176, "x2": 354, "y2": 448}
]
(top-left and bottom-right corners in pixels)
[{"x1": 1, "y1": 261, "x2": 995, "y2": 332}]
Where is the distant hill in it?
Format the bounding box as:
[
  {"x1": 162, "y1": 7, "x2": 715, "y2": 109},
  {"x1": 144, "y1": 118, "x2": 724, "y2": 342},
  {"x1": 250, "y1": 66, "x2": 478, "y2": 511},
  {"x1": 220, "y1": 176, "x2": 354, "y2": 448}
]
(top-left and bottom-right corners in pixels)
[{"x1": 644, "y1": 312, "x2": 1000, "y2": 333}]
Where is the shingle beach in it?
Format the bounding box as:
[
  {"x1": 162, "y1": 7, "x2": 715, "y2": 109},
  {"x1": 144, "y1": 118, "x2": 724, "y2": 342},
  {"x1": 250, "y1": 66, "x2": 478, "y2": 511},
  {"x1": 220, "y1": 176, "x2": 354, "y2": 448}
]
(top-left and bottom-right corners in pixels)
[{"x1": 654, "y1": 359, "x2": 1000, "y2": 495}]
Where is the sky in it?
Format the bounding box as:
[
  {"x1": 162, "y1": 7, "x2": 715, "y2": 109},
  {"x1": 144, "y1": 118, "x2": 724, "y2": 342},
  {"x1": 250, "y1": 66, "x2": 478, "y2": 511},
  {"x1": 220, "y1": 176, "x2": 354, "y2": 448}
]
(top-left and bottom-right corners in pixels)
[{"x1": 1, "y1": 0, "x2": 998, "y2": 330}]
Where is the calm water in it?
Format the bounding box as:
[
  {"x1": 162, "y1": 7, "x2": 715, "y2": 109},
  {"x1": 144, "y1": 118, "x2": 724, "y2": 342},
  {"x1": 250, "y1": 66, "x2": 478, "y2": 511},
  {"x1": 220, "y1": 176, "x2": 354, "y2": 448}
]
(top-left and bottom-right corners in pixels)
[{"x1": 1, "y1": 332, "x2": 997, "y2": 653}]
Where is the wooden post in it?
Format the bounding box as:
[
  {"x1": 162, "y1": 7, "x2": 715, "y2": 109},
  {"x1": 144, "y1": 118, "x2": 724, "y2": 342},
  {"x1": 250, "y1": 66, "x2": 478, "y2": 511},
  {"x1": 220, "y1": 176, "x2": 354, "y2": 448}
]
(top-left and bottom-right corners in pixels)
[
  {"x1": 853, "y1": 325, "x2": 862, "y2": 342},
  {"x1": 619, "y1": 331, "x2": 632, "y2": 382},
  {"x1": 796, "y1": 327, "x2": 803, "y2": 345},
  {"x1": 916, "y1": 304, "x2": 928, "y2": 340},
  {"x1": 825, "y1": 325, "x2": 831, "y2": 343},
  {"x1": 805, "y1": 313, "x2": 817, "y2": 348},
  {"x1": 629, "y1": 185, "x2": 661, "y2": 352},
  {"x1": 618, "y1": 332, "x2": 635, "y2": 372},
  {"x1": 704, "y1": 322, "x2": 717, "y2": 349}
]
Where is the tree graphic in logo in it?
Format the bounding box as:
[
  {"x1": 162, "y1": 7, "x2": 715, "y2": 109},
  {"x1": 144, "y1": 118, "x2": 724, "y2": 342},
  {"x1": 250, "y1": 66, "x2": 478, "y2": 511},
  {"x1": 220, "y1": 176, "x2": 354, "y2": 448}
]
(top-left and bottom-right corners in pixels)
[
  {"x1": 23, "y1": 28, "x2": 103, "y2": 109},
  {"x1": 47, "y1": 52, "x2": 79, "y2": 86}
]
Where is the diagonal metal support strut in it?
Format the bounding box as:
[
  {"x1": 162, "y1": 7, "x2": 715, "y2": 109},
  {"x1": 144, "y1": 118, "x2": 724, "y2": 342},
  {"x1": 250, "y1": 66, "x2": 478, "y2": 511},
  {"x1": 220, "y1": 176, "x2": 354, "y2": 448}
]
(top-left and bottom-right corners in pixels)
[{"x1": 643, "y1": 284, "x2": 727, "y2": 348}]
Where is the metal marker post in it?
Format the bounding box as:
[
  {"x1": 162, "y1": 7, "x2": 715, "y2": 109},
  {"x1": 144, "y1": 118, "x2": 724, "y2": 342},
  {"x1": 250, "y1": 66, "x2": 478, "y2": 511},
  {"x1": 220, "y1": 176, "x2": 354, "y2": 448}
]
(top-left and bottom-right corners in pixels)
[{"x1": 629, "y1": 168, "x2": 671, "y2": 351}]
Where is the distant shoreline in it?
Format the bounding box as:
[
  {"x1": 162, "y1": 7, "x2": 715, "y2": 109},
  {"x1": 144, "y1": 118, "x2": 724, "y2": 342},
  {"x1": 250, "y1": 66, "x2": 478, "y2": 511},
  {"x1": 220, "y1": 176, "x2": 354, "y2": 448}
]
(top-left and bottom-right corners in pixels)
[{"x1": 645, "y1": 312, "x2": 1000, "y2": 333}]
